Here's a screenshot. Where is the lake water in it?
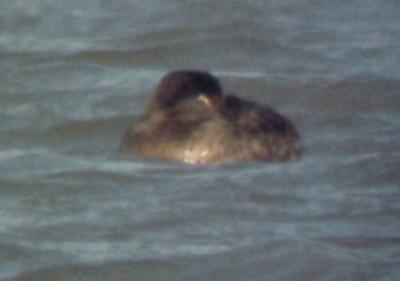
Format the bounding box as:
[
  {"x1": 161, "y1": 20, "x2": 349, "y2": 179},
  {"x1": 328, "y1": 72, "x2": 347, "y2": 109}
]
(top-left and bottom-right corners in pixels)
[{"x1": 1, "y1": 0, "x2": 399, "y2": 280}]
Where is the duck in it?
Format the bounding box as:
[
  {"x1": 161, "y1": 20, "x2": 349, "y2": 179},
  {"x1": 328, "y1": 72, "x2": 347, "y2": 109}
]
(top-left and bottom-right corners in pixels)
[{"x1": 120, "y1": 70, "x2": 300, "y2": 164}]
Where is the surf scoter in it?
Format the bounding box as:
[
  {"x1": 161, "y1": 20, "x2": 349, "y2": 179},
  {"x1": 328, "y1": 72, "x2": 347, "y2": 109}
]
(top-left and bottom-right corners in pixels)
[{"x1": 120, "y1": 70, "x2": 300, "y2": 164}]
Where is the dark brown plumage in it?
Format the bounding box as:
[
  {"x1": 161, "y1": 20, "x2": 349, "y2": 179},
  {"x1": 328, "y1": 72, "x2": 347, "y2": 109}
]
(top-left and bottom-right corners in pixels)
[
  {"x1": 120, "y1": 70, "x2": 300, "y2": 164},
  {"x1": 147, "y1": 70, "x2": 223, "y2": 112}
]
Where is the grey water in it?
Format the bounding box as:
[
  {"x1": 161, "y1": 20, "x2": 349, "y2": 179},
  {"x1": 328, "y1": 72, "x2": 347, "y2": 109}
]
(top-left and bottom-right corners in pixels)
[{"x1": 1, "y1": 0, "x2": 400, "y2": 280}]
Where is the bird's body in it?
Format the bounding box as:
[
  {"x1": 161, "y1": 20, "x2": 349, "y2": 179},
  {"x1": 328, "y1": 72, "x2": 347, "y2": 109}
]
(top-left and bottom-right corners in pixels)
[{"x1": 120, "y1": 70, "x2": 300, "y2": 164}]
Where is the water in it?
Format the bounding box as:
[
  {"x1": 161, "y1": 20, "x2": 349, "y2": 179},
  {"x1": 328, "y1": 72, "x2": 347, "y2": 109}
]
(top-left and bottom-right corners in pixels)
[{"x1": 1, "y1": 0, "x2": 400, "y2": 280}]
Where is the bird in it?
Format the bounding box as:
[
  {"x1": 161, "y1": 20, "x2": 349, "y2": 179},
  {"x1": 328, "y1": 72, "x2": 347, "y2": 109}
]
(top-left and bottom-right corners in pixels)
[{"x1": 120, "y1": 70, "x2": 300, "y2": 164}]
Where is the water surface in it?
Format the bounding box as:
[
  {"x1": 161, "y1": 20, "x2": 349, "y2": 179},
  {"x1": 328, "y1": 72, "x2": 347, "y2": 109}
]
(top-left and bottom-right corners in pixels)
[{"x1": 1, "y1": 0, "x2": 399, "y2": 280}]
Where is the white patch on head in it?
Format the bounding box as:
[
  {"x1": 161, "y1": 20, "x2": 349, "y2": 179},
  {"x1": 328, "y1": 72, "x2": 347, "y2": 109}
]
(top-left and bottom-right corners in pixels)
[{"x1": 197, "y1": 94, "x2": 211, "y2": 107}]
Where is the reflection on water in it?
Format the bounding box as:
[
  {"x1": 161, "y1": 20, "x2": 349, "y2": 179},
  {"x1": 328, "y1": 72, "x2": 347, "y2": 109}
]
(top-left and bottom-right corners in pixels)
[{"x1": 1, "y1": 0, "x2": 400, "y2": 280}]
